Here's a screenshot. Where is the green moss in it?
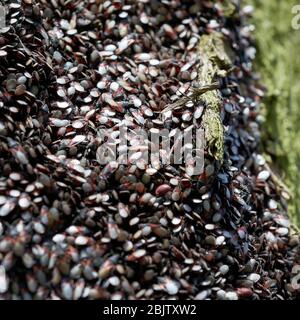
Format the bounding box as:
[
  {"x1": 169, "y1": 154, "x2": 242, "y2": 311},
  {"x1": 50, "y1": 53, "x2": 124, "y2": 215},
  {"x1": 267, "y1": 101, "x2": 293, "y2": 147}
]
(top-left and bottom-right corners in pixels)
[
  {"x1": 250, "y1": 0, "x2": 300, "y2": 225},
  {"x1": 218, "y1": 0, "x2": 237, "y2": 18},
  {"x1": 197, "y1": 32, "x2": 233, "y2": 162},
  {"x1": 202, "y1": 108, "x2": 224, "y2": 161}
]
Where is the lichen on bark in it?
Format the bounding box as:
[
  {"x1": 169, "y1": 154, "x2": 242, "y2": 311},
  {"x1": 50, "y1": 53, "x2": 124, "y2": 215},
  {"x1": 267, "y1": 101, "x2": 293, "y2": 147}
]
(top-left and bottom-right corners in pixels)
[{"x1": 197, "y1": 32, "x2": 233, "y2": 162}]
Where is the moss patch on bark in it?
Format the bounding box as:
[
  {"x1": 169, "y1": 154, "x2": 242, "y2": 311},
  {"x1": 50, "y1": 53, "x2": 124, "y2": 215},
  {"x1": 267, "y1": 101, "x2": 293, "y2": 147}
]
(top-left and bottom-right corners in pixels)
[
  {"x1": 198, "y1": 32, "x2": 233, "y2": 163},
  {"x1": 250, "y1": 0, "x2": 300, "y2": 225}
]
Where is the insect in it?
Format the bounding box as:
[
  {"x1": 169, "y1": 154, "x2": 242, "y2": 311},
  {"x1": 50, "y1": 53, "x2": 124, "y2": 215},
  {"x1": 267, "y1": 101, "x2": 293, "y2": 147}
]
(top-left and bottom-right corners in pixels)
[{"x1": 161, "y1": 70, "x2": 236, "y2": 114}]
